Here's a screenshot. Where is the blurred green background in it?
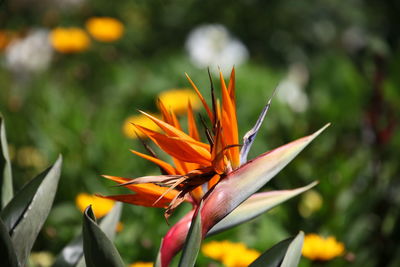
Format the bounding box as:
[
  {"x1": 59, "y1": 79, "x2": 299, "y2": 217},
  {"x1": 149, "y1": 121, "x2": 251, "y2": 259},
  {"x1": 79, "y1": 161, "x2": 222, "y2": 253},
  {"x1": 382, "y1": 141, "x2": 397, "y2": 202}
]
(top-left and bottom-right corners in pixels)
[{"x1": 1, "y1": 0, "x2": 399, "y2": 266}]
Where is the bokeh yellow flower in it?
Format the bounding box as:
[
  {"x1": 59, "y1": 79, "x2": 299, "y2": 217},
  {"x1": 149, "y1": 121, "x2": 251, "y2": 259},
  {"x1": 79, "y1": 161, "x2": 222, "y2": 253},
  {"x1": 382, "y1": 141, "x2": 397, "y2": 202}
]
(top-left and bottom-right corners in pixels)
[
  {"x1": 122, "y1": 114, "x2": 161, "y2": 139},
  {"x1": 86, "y1": 17, "x2": 124, "y2": 42},
  {"x1": 302, "y1": 233, "x2": 345, "y2": 261},
  {"x1": 298, "y1": 189, "x2": 323, "y2": 217},
  {"x1": 202, "y1": 240, "x2": 260, "y2": 267},
  {"x1": 157, "y1": 89, "x2": 201, "y2": 115},
  {"x1": 116, "y1": 222, "x2": 124, "y2": 232},
  {"x1": 16, "y1": 146, "x2": 47, "y2": 170},
  {"x1": 129, "y1": 262, "x2": 153, "y2": 267},
  {"x1": 75, "y1": 193, "x2": 115, "y2": 218},
  {"x1": 29, "y1": 251, "x2": 54, "y2": 267},
  {"x1": 50, "y1": 27, "x2": 90, "y2": 53}
]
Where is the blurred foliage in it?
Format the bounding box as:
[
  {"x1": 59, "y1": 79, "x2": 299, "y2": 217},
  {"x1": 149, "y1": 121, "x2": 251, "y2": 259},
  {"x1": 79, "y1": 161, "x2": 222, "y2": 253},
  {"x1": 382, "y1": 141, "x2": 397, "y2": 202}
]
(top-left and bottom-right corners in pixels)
[{"x1": 1, "y1": 0, "x2": 400, "y2": 266}]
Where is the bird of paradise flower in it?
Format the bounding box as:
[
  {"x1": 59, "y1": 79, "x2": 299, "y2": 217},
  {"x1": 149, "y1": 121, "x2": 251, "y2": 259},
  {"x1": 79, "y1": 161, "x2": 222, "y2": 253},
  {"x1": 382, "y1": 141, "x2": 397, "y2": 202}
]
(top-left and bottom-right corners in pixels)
[{"x1": 99, "y1": 68, "x2": 329, "y2": 266}]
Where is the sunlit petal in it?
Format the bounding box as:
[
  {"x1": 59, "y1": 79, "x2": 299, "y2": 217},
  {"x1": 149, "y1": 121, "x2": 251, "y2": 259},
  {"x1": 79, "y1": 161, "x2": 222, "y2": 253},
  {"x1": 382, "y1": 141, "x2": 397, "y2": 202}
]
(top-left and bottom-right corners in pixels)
[
  {"x1": 185, "y1": 73, "x2": 214, "y2": 122},
  {"x1": 102, "y1": 175, "x2": 179, "y2": 201},
  {"x1": 130, "y1": 149, "x2": 177, "y2": 175},
  {"x1": 187, "y1": 101, "x2": 200, "y2": 141},
  {"x1": 135, "y1": 125, "x2": 211, "y2": 165},
  {"x1": 97, "y1": 193, "x2": 170, "y2": 208}
]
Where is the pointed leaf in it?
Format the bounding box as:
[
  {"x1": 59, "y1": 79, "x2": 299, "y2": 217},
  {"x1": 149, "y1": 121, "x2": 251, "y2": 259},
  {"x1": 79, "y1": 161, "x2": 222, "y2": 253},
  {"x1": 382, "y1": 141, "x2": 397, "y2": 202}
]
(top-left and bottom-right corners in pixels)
[
  {"x1": 82, "y1": 206, "x2": 124, "y2": 267},
  {"x1": 0, "y1": 218, "x2": 18, "y2": 267},
  {"x1": 281, "y1": 231, "x2": 304, "y2": 267},
  {"x1": 0, "y1": 156, "x2": 62, "y2": 233},
  {"x1": 178, "y1": 201, "x2": 203, "y2": 267},
  {"x1": 240, "y1": 91, "x2": 275, "y2": 165},
  {"x1": 208, "y1": 182, "x2": 317, "y2": 235},
  {"x1": 0, "y1": 115, "x2": 13, "y2": 209},
  {"x1": 3, "y1": 155, "x2": 62, "y2": 266},
  {"x1": 0, "y1": 173, "x2": 44, "y2": 233},
  {"x1": 53, "y1": 203, "x2": 122, "y2": 267},
  {"x1": 249, "y1": 237, "x2": 294, "y2": 267},
  {"x1": 201, "y1": 124, "x2": 329, "y2": 232}
]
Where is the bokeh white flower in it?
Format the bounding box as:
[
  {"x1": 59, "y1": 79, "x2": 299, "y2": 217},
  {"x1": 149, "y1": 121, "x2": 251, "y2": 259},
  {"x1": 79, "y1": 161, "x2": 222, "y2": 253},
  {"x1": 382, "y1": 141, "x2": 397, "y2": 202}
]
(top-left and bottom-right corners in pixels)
[
  {"x1": 277, "y1": 62, "x2": 309, "y2": 113},
  {"x1": 5, "y1": 29, "x2": 53, "y2": 74},
  {"x1": 185, "y1": 24, "x2": 249, "y2": 75},
  {"x1": 342, "y1": 26, "x2": 367, "y2": 53}
]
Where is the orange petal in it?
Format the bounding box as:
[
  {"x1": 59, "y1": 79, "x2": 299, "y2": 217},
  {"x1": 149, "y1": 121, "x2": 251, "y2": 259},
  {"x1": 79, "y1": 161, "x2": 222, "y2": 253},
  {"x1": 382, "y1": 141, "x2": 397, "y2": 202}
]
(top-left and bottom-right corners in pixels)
[
  {"x1": 208, "y1": 174, "x2": 220, "y2": 189},
  {"x1": 185, "y1": 73, "x2": 214, "y2": 123},
  {"x1": 211, "y1": 123, "x2": 227, "y2": 174},
  {"x1": 183, "y1": 162, "x2": 201, "y2": 173},
  {"x1": 98, "y1": 193, "x2": 169, "y2": 208},
  {"x1": 135, "y1": 125, "x2": 211, "y2": 165},
  {"x1": 130, "y1": 149, "x2": 177, "y2": 175},
  {"x1": 227, "y1": 67, "x2": 236, "y2": 103},
  {"x1": 170, "y1": 109, "x2": 182, "y2": 131},
  {"x1": 190, "y1": 185, "x2": 204, "y2": 202},
  {"x1": 139, "y1": 111, "x2": 209, "y2": 150},
  {"x1": 158, "y1": 100, "x2": 182, "y2": 130},
  {"x1": 219, "y1": 71, "x2": 228, "y2": 94},
  {"x1": 187, "y1": 101, "x2": 200, "y2": 141},
  {"x1": 102, "y1": 175, "x2": 132, "y2": 185},
  {"x1": 222, "y1": 109, "x2": 235, "y2": 165},
  {"x1": 215, "y1": 99, "x2": 222, "y2": 125},
  {"x1": 174, "y1": 159, "x2": 201, "y2": 176},
  {"x1": 102, "y1": 175, "x2": 179, "y2": 200},
  {"x1": 158, "y1": 99, "x2": 174, "y2": 124},
  {"x1": 220, "y1": 71, "x2": 239, "y2": 167},
  {"x1": 172, "y1": 157, "x2": 189, "y2": 174}
]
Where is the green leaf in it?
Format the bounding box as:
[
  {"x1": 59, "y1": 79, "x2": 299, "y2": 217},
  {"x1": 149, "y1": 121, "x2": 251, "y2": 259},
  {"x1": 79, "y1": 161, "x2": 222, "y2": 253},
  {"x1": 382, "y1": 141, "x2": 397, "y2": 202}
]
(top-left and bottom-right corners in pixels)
[
  {"x1": 281, "y1": 231, "x2": 304, "y2": 267},
  {"x1": 0, "y1": 115, "x2": 13, "y2": 209},
  {"x1": 5, "y1": 156, "x2": 62, "y2": 266},
  {"x1": 178, "y1": 201, "x2": 203, "y2": 267},
  {"x1": 208, "y1": 182, "x2": 317, "y2": 235},
  {"x1": 53, "y1": 203, "x2": 122, "y2": 267},
  {"x1": 82, "y1": 205, "x2": 124, "y2": 267},
  {"x1": 0, "y1": 156, "x2": 62, "y2": 234},
  {"x1": 0, "y1": 171, "x2": 45, "y2": 233},
  {"x1": 0, "y1": 218, "x2": 18, "y2": 267},
  {"x1": 249, "y1": 237, "x2": 294, "y2": 267}
]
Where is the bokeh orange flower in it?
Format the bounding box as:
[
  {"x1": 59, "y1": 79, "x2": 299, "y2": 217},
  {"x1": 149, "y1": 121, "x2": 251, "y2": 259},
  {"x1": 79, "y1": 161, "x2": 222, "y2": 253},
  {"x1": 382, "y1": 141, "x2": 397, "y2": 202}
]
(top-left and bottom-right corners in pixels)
[
  {"x1": 302, "y1": 233, "x2": 345, "y2": 261},
  {"x1": 202, "y1": 240, "x2": 260, "y2": 267},
  {"x1": 75, "y1": 193, "x2": 115, "y2": 218},
  {"x1": 86, "y1": 17, "x2": 124, "y2": 42},
  {"x1": 50, "y1": 27, "x2": 90, "y2": 53}
]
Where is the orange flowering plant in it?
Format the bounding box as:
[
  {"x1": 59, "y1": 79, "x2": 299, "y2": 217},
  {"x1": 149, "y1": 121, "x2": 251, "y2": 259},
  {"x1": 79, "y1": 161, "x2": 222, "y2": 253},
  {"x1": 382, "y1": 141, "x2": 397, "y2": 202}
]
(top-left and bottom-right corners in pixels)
[{"x1": 98, "y1": 68, "x2": 329, "y2": 266}]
